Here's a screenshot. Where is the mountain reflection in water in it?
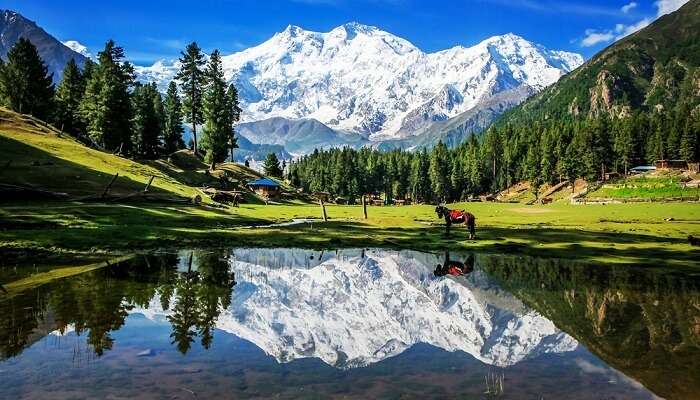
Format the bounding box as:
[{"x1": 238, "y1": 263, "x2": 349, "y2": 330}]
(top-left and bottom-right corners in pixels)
[{"x1": 1, "y1": 248, "x2": 695, "y2": 399}]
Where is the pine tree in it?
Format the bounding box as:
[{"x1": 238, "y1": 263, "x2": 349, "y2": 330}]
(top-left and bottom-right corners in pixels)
[
  {"x1": 81, "y1": 58, "x2": 96, "y2": 83},
  {"x1": 409, "y1": 150, "x2": 430, "y2": 203},
  {"x1": 263, "y1": 153, "x2": 283, "y2": 178},
  {"x1": 429, "y1": 141, "x2": 451, "y2": 202},
  {"x1": 176, "y1": 42, "x2": 205, "y2": 156},
  {"x1": 225, "y1": 83, "x2": 241, "y2": 162},
  {"x1": 78, "y1": 40, "x2": 134, "y2": 153},
  {"x1": 525, "y1": 139, "x2": 542, "y2": 200},
  {"x1": 131, "y1": 83, "x2": 162, "y2": 158},
  {"x1": 53, "y1": 58, "x2": 84, "y2": 135},
  {"x1": 0, "y1": 38, "x2": 54, "y2": 120},
  {"x1": 163, "y1": 81, "x2": 185, "y2": 153},
  {"x1": 200, "y1": 50, "x2": 230, "y2": 169},
  {"x1": 680, "y1": 116, "x2": 698, "y2": 162}
]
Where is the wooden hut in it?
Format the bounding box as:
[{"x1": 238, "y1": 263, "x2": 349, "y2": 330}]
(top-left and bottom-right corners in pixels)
[
  {"x1": 247, "y1": 178, "x2": 281, "y2": 199},
  {"x1": 655, "y1": 160, "x2": 688, "y2": 170}
]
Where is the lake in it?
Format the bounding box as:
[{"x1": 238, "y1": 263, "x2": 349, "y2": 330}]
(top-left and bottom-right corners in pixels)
[{"x1": 1, "y1": 248, "x2": 698, "y2": 399}]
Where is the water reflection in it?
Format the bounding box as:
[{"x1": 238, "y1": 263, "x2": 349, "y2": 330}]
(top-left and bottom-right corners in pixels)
[
  {"x1": 0, "y1": 251, "x2": 234, "y2": 359},
  {"x1": 1, "y1": 248, "x2": 696, "y2": 399}
]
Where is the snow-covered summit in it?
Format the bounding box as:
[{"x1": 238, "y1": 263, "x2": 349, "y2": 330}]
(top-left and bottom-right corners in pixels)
[
  {"x1": 134, "y1": 23, "x2": 583, "y2": 141},
  {"x1": 62, "y1": 40, "x2": 92, "y2": 59}
]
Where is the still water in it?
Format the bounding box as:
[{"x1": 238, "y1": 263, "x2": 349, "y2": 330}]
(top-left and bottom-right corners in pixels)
[{"x1": 1, "y1": 249, "x2": 698, "y2": 399}]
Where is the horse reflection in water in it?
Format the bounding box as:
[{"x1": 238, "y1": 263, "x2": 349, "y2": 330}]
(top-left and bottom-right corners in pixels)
[{"x1": 434, "y1": 252, "x2": 475, "y2": 277}]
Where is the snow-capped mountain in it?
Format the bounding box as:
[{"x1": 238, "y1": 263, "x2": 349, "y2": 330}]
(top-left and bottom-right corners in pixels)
[
  {"x1": 0, "y1": 10, "x2": 88, "y2": 82},
  {"x1": 135, "y1": 249, "x2": 578, "y2": 368},
  {"x1": 135, "y1": 23, "x2": 582, "y2": 147},
  {"x1": 62, "y1": 40, "x2": 92, "y2": 59}
]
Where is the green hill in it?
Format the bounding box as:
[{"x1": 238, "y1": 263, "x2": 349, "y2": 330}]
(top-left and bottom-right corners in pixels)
[
  {"x1": 0, "y1": 107, "x2": 271, "y2": 201},
  {"x1": 502, "y1": 0, "x2": 700, "y2": 122}
]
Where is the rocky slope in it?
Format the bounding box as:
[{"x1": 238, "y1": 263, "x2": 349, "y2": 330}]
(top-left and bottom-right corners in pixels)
[
  {"x1": 0, "y1": 10, "x2": 87, "y2": 82},
  {"x1": 496, "y1": 0, "x2": 700, "y2": 124}
]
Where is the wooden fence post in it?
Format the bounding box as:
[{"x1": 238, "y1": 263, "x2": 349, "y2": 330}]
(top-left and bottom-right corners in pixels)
[
  {"x1": 144, "y1": 176, "x2": 155, "y2": 193},
  {"x1": 101, "y1": 173, "x2": 119, "y2": 198},
  {"x1": 320, "y1": 198, "x2": 328, "y2": 222},
  {"x1": 362, "y1": 195, "x2": 368, "y2": 220}
]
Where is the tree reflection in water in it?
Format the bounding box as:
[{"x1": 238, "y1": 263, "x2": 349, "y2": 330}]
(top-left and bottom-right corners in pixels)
[{"x1": 0, "y1": 250, "x2": 236, "y2": 359}]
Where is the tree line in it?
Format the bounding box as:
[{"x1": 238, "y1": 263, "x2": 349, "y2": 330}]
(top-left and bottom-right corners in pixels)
[
  {"x1": 288, "y1": 109, "x2": 699, "y2": 203},
  {"x1": 0, "y1": 38, "x2": 241, "y2": 168}
]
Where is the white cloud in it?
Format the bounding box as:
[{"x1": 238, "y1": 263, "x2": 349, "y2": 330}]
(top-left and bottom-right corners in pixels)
[
  {"x1": 581, "y1": 29, "x2": 614, "y2": 47},
  {"x1": 656, "y1": 0, "x2": 689, "y2": 16},
  {"x1": 621, "y1": 2, "x2": 637, "y2": 13},
  {"x1": 579, "y1": 0, "x2": 688, "y2": 47},
  {"x1": 614, "y1": 18, "x2": 651, "y2": 39}
]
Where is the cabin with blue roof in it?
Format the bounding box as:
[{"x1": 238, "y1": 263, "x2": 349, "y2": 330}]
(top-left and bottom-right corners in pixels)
[{"x1": 247, "y1": 178, "x2": 282, "y2": 198}]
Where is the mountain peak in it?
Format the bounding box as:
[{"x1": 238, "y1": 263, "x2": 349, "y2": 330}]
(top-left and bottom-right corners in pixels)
[
  {"x1": 339, "y1": 22, "x2": 378, "y2": 34},
  {"x1": 1, "y1": 9, "x2": 31, "y2": 26},
  {"x1": 62, "y1": 40, "x2": 92, "y2": 59},
  {"x1": 479, "y1": 33, "x2": 533, "y2": 48},
  {"x1": 136, "y1": 22, "x2": 582, "y2": 147},
  {"x1": 0, "y1": 9, "x2": 87, "y2": 83}
]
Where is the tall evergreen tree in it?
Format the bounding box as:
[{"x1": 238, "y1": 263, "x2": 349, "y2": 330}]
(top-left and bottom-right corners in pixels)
[
  {"x1": 0, "y1": 38, "x2": 54, "y2": 120},
  {"x1": 176, "y1": 42, "x2": 205, "y2": 156},
  {"x1": 680, "y1": 116, "x2": 698, "y2": 162},
  {"x1": 409, "y1": 150, "x2": 430, "y2": 203},
  {"x1": 131, "y1": 82, "x2": 162, "y2": 158},
  {"x1": 200, "y1": 50, "x2": 230, "y2": 169},
  {"x1": 53, "y1": 58, "x2": 85, "y2": 135},
  {"x1": 263, "y1": 153, "x2": 283, "y2": 178},
  {"x1": 613, "y1": 118, "x2": 635, "y2": 175},
  {"x1": 78, "y1": 40, "x2": 134, "y2": 153},
  {"x1": 429, "y1": 141, "x2": 451, "y2": 202},
  {"x1": 226, "y1": 84, "x2": 242, "y2": 162},
  {"x1": 163, "y1": 81, "x2": 185, "y2": 153}
]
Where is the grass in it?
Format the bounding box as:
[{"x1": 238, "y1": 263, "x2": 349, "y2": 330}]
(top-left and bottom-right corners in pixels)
[
  {"x1": 588, "y1": 172, "x2": 700, "y2": 200},
  {"x1": 1, "y1": 107, "x2": 699, "y2": 267},
  {"x1": 1, "y1": 201, "x2": 698, "y2": 267}
]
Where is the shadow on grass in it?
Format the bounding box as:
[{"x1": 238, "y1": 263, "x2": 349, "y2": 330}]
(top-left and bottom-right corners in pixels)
[
  {"x1": 1, "y1": 203, "x2": 698, "y2": 267},
  {"x1": 227, "y1": 221, "x2": 699, "y2": 268},
  {"x1": 0, "y1": 135, "x2": 185, "y2": 198},
  {"x1": 0, "y1": 202, "x2": 269, "y2": 257}
]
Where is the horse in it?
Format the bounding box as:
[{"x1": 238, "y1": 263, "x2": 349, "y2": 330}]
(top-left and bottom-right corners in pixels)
[{"x1": 435, "y1": 204, "x2": 476, "y2": 239}]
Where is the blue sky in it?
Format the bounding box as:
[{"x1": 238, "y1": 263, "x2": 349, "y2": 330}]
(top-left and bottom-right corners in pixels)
[{"x1": 1, "y1": 0, "x2": 689, "y2": 65}]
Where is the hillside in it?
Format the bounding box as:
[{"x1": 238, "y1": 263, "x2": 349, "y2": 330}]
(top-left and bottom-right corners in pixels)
[
  {"x1": 0, "y1": 107, "x2": 269, "y2": 201},
  {"x1": 497, "y1": 0, "x2": 700, "y2": 122}
]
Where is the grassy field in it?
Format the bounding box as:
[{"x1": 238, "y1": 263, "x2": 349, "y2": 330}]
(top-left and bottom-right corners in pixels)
[
  {"x1": 1, "y1": 201, "x2": 698, "y2": 268},
  {"x1": 588, "y1": 172, "x2": 700, "y2": 200},
  {"x1": 1, "y1": 107, "x2": 699, "y2": 268}
]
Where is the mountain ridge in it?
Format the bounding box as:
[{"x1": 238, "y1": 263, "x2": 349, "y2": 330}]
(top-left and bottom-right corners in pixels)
[
  {"x1": 493, "y1": 0, "x2": 700, "y2": 124},
  {"x1": 0, "y1": 9, "x2": 87, "y2": 82},
  {"x1": 135, "y1": 23, "x2": 582, "y2": 154}
]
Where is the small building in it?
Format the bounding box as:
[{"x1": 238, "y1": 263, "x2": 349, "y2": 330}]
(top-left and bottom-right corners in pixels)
[
  {"x1": 247, "y1": 178, "x2": 281, "y2": 198},
  {"x1": 630, "y1": 166, "x2": 656, "y2": 174},
  {"x1": 604, "y1": 172, "x2": 621, "y2": 181},
  {"x1": 311, "y1": 192, "x2": 331, "y2": 203},
  {"x1": 655, "y1": 160, "x2": 688, "y2": 170}
]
